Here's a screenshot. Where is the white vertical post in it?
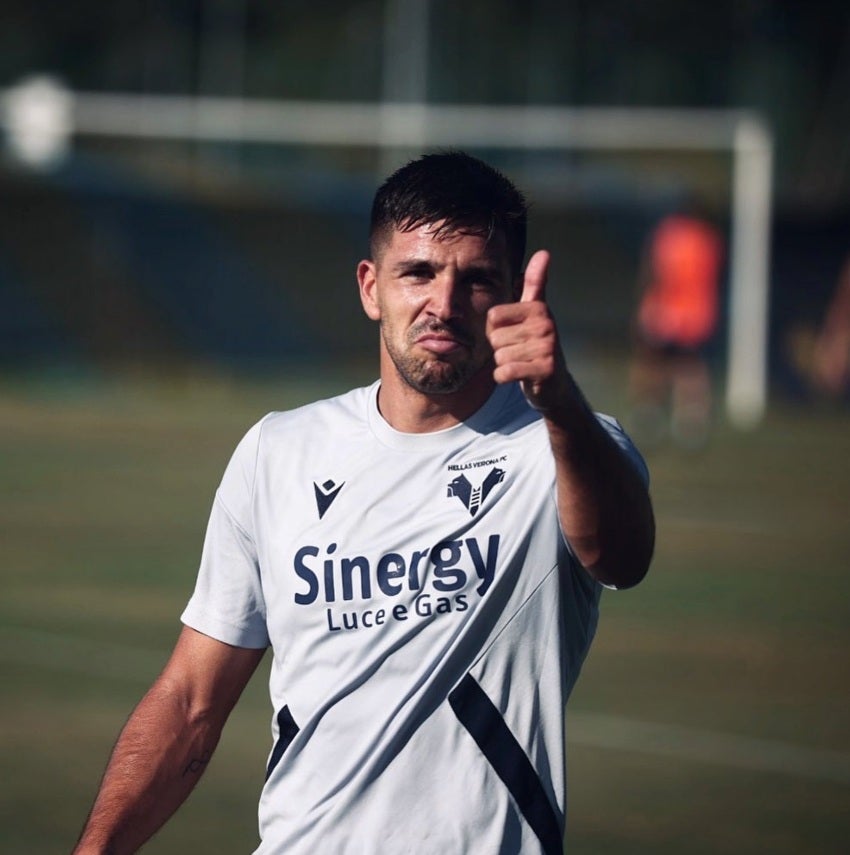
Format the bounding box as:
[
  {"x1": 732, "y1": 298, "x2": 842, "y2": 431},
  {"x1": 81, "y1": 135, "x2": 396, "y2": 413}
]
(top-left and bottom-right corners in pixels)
[{"x1": 726, "y1": 116, "x2": 774, "y2": 428}]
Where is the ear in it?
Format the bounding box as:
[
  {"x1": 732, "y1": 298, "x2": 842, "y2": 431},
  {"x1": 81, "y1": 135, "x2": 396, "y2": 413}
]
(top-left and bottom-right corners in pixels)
[{"x1": 357, "y1": 259, "x2": 381, "y2": 321}]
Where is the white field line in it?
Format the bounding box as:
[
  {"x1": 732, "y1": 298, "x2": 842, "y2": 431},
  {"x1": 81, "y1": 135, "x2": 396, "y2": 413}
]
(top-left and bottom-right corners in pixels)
[
  {"x1": 568, "y1": 711, "x2": 850, "y2": 785},
  {"x1": 4, "y1": 626, "x2": 849, "y2": 785}
]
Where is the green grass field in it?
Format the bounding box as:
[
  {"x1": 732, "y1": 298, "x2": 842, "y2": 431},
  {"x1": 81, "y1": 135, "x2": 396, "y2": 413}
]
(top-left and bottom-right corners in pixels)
[{"x1": 2, "y1": 367, "x2": 849, "y2": 854}]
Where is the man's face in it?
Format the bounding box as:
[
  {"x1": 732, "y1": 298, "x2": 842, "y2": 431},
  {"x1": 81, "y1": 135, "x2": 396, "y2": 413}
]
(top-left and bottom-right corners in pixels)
[{"x1": 358, "y1": 223, "x2": 517, "y2": 395}]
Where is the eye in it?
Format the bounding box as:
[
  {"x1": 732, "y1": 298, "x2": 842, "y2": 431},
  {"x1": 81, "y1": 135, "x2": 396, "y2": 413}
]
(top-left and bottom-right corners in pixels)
[
  {"x1": 400, "y1": 265, "x2": 433, "y2": 283},
  {"x1": 464, "y1": 274, "x2": 498, "y2": 294},
  {"x1": 471, "y1": 277, "x2": 496, "y2": 292}
]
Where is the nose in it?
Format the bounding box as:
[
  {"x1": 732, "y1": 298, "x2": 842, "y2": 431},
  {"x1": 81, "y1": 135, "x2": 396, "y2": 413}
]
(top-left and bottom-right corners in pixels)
[{"x1": 427, "y1": 273, "x2": 461, "y2": 321}]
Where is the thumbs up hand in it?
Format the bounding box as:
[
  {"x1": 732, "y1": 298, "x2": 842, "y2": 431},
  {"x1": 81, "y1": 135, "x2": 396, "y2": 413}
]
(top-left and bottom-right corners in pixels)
[{"x1": 487, "y1": 250, "x2": 569, "y2": 413}]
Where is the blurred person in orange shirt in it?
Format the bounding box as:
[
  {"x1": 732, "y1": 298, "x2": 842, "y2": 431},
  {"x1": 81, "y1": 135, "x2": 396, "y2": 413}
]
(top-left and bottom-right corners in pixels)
[{"x1": 629, "y1": 208, "x2": 724, "y2": 449}]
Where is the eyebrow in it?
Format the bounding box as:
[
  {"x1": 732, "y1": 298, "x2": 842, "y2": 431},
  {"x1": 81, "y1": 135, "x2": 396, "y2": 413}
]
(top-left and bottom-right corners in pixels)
[
  {"x1": 460, "y1": 263, "x2": 502, "y2": 280},
  {"x1": 391, "y1": 258, "x2": 503, "y2": 278},
  {"x1": 392, "y1": 258, "x2": 435, "y2": 273}
]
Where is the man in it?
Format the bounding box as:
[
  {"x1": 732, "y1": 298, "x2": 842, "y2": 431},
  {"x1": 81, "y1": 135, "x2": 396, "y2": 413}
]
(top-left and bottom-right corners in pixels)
[
  {"x1": 74, "y1": 152, "x2": 654, "y2": 855},
  {"x1": 629, "y1": 208, "x2": 724, "y2": 449}
]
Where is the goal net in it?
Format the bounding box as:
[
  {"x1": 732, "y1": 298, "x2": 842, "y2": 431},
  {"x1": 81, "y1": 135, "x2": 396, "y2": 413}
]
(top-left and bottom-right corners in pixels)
[{"x1": 1, "y1": 83, "x2": 772, "y2": 427}]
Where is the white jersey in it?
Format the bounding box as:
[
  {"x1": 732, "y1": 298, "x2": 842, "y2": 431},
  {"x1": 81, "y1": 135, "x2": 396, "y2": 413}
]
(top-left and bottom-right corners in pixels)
[{"x1": 181, "y1": 380, "x2": 647, "y2": 855}]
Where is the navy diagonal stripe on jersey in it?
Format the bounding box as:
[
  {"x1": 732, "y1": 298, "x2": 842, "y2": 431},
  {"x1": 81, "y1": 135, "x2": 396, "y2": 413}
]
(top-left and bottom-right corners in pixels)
[
  {"x1": 449, "y1": 675, "x2": 563, "y2": 855},
  {"x1": 266, "y1": 705, "x2": 299, "y2": 781}
]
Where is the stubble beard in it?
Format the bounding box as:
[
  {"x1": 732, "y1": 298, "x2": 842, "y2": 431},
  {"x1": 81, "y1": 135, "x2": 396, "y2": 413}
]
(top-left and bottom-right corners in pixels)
[{"x1": 382, "y1": 320, "x2": 488, "y2": 395}]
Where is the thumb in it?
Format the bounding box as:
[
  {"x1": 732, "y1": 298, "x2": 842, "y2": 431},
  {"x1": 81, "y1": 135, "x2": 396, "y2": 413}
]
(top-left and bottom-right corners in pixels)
[{"x1": 520, "y1": 250, "x2": 550, "y2": 303}]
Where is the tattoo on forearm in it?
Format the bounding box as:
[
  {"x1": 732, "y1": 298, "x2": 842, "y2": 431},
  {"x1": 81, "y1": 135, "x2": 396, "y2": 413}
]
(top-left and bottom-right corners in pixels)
[{"x1": 183, "y1": 751, "x2": 211, "y2": 777}]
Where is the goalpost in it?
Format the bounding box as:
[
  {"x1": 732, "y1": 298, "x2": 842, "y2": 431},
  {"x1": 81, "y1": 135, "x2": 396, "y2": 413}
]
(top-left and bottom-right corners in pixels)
[{"x1": 1, "y1": 82, "x2": 773, "y2": 428}]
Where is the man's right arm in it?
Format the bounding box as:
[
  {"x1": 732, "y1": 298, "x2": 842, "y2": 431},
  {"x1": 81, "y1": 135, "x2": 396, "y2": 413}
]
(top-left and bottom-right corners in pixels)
[{"x1": 73, "y1": 626, "x2": 266, "y2": 855}]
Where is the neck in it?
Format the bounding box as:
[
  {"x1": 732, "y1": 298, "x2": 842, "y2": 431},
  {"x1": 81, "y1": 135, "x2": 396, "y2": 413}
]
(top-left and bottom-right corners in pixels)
[{"x1": 377, "y1": 363, "x2": 496, "y2": 434}]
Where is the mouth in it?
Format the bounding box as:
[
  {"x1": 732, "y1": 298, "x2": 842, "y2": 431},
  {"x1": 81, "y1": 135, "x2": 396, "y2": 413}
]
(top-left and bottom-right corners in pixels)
[
  {"x1": 415, "y1": 332, "x2": 467, "y2": 355},
  {"x1": 412, "y1": 321, "x2": 473, "y2": 351}
]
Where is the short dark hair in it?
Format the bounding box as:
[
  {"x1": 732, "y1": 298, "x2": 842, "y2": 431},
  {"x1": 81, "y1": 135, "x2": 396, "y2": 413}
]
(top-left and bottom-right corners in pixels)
[{"x1": 369, "y1": 151, "x2": 528, "y2": 277}]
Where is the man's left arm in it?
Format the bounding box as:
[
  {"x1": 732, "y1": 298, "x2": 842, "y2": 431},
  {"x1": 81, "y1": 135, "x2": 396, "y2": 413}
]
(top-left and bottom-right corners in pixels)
[{"x1": 488, "y1": 250, "x2": 655, "y2": 589}]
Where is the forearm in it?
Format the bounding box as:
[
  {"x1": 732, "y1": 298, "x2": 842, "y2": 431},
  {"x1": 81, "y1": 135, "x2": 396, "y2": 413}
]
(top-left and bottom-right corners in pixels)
[
  {"x1": 545, "y1": 374, "x2": 655, "y2": 589},
  {"x1": 486, "y1": 249, "x2": 654, "y2": 586},
  {"x1": 73, "y1": 676, "x2": 223, "y2": 855}
]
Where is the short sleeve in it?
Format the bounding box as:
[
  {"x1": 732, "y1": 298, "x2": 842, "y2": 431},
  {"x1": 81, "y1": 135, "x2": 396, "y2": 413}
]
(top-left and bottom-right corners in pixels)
[
  {"x1": 558, "y1": 414, "x2": 650, "y2": 592},
  {"x1": 181, "y1": 419, "x2": 270, "y2": 649},
  {"x1": 596, "y1": 413, "x2": 650, "y2": 486}
]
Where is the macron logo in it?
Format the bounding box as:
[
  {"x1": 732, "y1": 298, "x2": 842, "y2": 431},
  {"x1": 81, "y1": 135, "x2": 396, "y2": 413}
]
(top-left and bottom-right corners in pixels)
[{"x1": 314, "y1": 479, "x2": 345, "y2": 519}]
